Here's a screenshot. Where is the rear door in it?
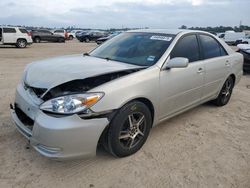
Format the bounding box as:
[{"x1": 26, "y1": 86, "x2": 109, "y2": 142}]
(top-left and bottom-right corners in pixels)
[
  {"x1": 198, "y1": 34, "x2": 230, "y2": 100},
  {"x1": 159, "y1": 34, "x2": 205, "y2": 119},
  {"x1": 2, "y1": 27, "x2": 17, "y2": 43},
  {"x1": 53, "y1": 30, "x2": 64, "y2": 37},
  {"x1": 42, "y1": 30, "x2": 54, "y2": 41},
  {"x1": 0, "y1": 28, "x2": 2, "y2": 43}
]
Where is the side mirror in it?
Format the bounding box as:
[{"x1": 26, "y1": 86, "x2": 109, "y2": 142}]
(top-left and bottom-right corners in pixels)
[{"x1": 165, "y1": 57, "x2": 189, "y2": 69}]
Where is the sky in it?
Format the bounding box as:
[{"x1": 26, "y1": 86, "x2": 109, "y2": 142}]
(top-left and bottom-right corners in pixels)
[{"x1": 0, "y1": 0, "x2": 249, "y2": 29}]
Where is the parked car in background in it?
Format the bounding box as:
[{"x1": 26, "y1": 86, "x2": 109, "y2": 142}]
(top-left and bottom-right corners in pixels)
[
  {"x1": 96, "y1": 34, "x2": 115, "y2": 45},
  {"x1": 96, "y1": 33, "x2": 121, "y2": 45},
  {"x1": 0, "y1": 26, "x2": 32, "y2": 48},
  {"x1": 31, "y1": 29, "x2": 65, "y2": 43},
  {"x1": 10, "y1": 29, "x2": 243, "y2": 159},
  {"x1": 236, "y1": 35, "x2": 250, "y2": 44},
  {"x1": 51, "y1": 29, "x2": 68, "y2": 39},
  {"x1": 76, "y1": 31, "x2": 108, "y2": 42},
  {"x1": 220, "y1": 31, "x2": 245, "y2": 45},
  {"x1": 67, "y1": 30, "x2": 83, "y2": 40},
  {"x1": 237, "y1": 44, "x2": 250, "y2": 72}
]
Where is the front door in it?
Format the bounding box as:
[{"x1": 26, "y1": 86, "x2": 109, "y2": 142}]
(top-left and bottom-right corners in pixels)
[{"x1": 159, "y1": 34, "x2": 205, "y2": 119}]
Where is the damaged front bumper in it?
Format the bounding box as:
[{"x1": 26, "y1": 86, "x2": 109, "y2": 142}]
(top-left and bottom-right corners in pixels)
[{"x1": 10, "y1": 84, "x2": 109, "y2": 159}]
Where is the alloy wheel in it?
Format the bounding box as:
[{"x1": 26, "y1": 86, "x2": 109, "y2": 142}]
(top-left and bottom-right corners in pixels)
[
  {"x1": 221, "y1": 78, "x2": 233, "y2": 104},
  {"x1": 119, "y1": 112, "x2": 146, "y2": 149}
]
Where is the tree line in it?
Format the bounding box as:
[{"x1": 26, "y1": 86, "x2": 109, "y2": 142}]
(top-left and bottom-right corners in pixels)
[{"x1": 179, "y1": 25, "x2": 250, "y2": 33}]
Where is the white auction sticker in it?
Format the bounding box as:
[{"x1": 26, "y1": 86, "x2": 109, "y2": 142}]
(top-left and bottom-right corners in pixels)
[{"x1": 150, "y1": 36, "x2": 172, "y2": 41}]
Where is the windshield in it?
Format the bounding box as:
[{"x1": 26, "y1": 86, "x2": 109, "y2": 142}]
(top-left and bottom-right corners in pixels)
[{"x1": 90, "y1": 32, "x2": 175, "y2": 66}]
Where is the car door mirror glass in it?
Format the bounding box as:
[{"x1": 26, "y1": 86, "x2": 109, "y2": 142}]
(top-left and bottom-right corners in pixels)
[{"x1": 165, "y1": 57, "x2": 189, "y2": 69}]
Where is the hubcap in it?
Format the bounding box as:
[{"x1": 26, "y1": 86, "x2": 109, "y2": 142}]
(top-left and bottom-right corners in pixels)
[
  {"x1": 119, "y1": 112, "x2": 146, "y2": 149},
  {"x1": 19, "y1": 41, "x2": 25, "y2": 47}
]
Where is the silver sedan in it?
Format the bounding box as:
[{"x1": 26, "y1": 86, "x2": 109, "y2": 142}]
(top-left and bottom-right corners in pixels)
[{"x1": 10, "y1": 29, "x2": 243, "y2": 159}]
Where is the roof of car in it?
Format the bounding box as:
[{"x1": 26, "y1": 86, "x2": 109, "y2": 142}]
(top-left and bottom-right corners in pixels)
[
  {"x1": 0, "y1": 26, "x2": 24, "y2": 29},
  {"x1": 127, "y1": 29, "x2": 206, "y2": 35}
]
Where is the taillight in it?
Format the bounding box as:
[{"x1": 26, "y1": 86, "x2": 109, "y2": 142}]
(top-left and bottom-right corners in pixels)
[
  {"x1": 28, "y1": 32, "x2": 32, "y2": 36},
  {"x1": 65, "y1": 32, "x2": 68, "y2": 38}
]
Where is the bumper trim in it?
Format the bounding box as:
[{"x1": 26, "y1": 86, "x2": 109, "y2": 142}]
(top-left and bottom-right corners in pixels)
[{"x1": 10, "y1": 105, "x2": 32, "y2": 139}]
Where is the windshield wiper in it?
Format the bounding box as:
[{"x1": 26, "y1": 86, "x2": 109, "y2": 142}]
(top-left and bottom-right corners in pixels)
[
  {"x1": 83, "y1": 52, "x2": 90, "y2": 56},
  {"x1": 104, "y1": 57, "x2": 110, "y2": 61}
]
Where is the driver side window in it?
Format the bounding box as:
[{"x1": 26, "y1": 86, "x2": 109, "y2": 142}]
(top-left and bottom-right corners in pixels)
[{"x1": 171, "y1": 35, "x2": 200, "y2": 63}]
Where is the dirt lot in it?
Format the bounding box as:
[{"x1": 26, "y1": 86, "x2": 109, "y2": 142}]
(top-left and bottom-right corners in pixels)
[{"x1": 0, "y1": 41, "x2": 250, "y2": 188}]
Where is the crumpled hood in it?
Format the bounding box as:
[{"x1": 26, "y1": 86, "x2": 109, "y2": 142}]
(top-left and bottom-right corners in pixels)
[{"x1": 24, "y1": 54, "x2": 141, "y2": 89}]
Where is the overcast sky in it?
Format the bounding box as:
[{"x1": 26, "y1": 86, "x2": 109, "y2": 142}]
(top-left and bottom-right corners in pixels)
[{"x1": 0, "y1": 0, "x2": 249, "y2": 29}]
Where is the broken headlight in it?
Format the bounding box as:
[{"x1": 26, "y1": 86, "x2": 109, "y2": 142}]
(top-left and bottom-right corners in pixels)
[{"x1": 40, "y1": 93, "x2": 104, "y2": 114}]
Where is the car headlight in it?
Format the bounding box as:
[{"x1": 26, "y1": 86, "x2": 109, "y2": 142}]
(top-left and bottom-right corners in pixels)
[{"x1": 40, "y1": 93, "x2": 104, "y2": 114}]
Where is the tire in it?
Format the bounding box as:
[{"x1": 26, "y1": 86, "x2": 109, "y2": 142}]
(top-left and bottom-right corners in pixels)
[
  {"x1": 16, "y1": 39, "x2": 27, "y2": 48},
  {"x1": 58, "y1": 38, "x2": 65, "y2": 43},
  {"x1": 69, "y1": 35, "x2": 73, "y2": 40},
  {"x1": 106, "y1": 101, "x2": 152, "y2": 157},
  {"x1": 85, "y1": 38, "x2": 90, "y2": 42},
  {"x1": 34, "y1": 37, "x2": 41, "y2": 43},
  {"x1": 213, "y1": 76, "x2": 234, "y2": 106}
]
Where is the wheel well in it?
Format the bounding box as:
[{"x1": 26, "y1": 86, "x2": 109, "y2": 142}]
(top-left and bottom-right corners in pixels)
[
  {"x1": 229, "y1": 74, "x2": 236, "y2": 86},
  {"x1": 131, "y1": 98, "x2": 155, "y2": 126},
  {"x1": 17, "y1": 38, "x2": 27, "y2": 42}
]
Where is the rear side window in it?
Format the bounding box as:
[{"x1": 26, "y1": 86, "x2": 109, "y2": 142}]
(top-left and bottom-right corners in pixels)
[
  {"x1": 3, "y1": 28, "x2": 16, "y2": 33},
  {"x1": 171, "y1": 35, "x2": 200, "y2": 63},
  {"x1": 199, "y1": 34, "x2": 227, "y2": 59},
  {"x1": 19, "y1": 28, "x2": 28, "y2": 33},
  {"x1": 40, "y1": 30, "x2": 51, "y2": 34},
  {"x1": 54, "y1": 30, "x2": 64, "y2": 33}
]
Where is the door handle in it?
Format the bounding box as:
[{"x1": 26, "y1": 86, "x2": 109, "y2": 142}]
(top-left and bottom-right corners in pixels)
[
  {"x1": 225, "y1": 61, "x2": 230, "y2": 66},
  {"x1": 197, "y1": 68, "x2": 204, "y2": 74}
]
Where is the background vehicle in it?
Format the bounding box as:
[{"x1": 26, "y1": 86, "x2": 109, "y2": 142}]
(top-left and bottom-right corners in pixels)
[
  {"x1": 0, "y1": 26, "x2": 32, "y2": 48},
  {"x1": 67, "y1": 30, "x2": 83, "y2": 40},
  {"x1": 31, "y1": 29, "x2": 65, "y2": 43},
  {"x1": 10, "y1": 29, "x2": 243, "y2": 159},
  {"x1": 221, "y1": 31, "x2": 245, "y2": 45},
  {"x1": 51, "y1": 29, "x2": 68, "y2": 39},
  {"x1": 76, "y1": 31, "x2": 108, "y2": 42},
  {"x1": 96, "y1": 33, "x2": 121, "y2": 44},
  {"x1": 237, "y1": 44, "x2": 250, "y2": 72},
  {"x1": 236, "y1": 35, "x2": 250, "y2": 44}
]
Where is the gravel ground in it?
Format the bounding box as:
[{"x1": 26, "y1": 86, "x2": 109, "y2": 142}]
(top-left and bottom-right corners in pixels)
[{"x1": 0, "y1": 41, "x2": 250, "y2": 188}]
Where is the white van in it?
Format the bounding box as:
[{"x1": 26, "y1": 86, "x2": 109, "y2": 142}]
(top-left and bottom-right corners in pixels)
[{"x1": 0, "y1": 26, "x2": 33, "y2": 48}]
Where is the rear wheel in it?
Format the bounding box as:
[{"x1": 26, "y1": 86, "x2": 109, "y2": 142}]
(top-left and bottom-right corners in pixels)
[
  {"x1": 85, "y1": 38, "x2": 90, "y2": 42},
  {"x1": 69, "y1": 35, "x2": 73, "y2": 40},
  {"x1": 213, "y1": 76, "x2": 234, "y2": 106},
  {"x1": 16, "y1": 39, "x2": 27, "y2": 48},
  {"x1": 106, "y1": 101, "x2": 152, "y2": 157},
  {"x1": 58, "y1": 38, "x2": 65, "y2": 43},
  {"x1": 34, "y1": 37, "x2": 41, "y2": 43}
]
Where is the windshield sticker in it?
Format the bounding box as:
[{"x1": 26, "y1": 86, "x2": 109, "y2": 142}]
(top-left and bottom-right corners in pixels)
[
  {"x1": 147, "y1": 56, "x2": 155, "y2": 62},
  {"x1": 150, "y1": 36, "x2": 172, "y2": 41}
]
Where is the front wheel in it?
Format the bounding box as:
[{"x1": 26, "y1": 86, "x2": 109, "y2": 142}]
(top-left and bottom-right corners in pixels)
[
  {"x1": 106, "y1": 101, "x2": 152, "y2": 157},
  {"x1": 16, "y1": 39, "x2": 27, "y2": 48},
  {"x1": 58, "y1": 38, "x2": 65, "y2": 43},
  {"x1": 213, "y1": 76, "x2": 234, "y2": 106}
]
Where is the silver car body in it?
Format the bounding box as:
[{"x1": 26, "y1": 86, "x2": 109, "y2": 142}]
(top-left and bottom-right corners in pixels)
[{"x1": 10, "y1": 29, "x2": 243, "y2": 159}]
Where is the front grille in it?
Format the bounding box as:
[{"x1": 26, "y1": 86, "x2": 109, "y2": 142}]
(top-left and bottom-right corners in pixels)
[
  {"x1": 14, "y1": 104, "x2": 34, "y2": 131},
  {"x1": 23, "y1": 82, "x2": 47, "y2": 98},
  {"x1": 30, "y1": 87, "x2": 47, "y2": 98}
]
